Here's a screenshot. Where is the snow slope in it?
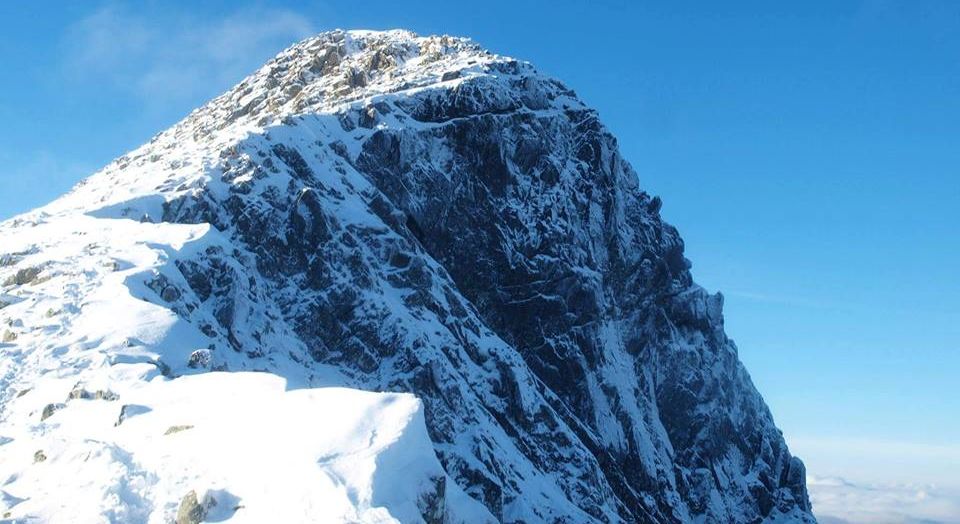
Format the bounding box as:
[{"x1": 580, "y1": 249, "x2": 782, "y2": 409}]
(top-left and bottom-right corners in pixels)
[
  {"x1": 0, "y1": 215, "x2": 489, "y2": 523},
  {"x1": 0, "y1": 29, "x2": 814, "y2": 522},
  {"x1": 0, "y1": 371, "x2": 491, "y2": 523}
]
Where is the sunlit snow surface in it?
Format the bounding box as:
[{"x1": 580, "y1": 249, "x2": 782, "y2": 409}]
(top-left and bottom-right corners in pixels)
[
  {"x1": 0, "y1": 372, "x2": 491, "y2": 523},
  {"x1": 0, "y1": 216, "x2": 490, "y2": 523}
]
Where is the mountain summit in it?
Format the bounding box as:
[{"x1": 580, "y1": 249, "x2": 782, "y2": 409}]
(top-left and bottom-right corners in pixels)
[{"x1": 0, "y1": 30, "x2": 814, "y2": 523}]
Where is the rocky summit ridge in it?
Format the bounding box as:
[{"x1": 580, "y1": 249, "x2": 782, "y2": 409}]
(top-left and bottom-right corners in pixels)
[{"x1": 0, "y1": 29, "x2": 814, "y2": 523}]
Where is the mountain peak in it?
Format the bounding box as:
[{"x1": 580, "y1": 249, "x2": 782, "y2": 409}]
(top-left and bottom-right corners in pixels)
[
  {"x1": 195, "y1": 28, "x2": 495, "y2": 129},
  {"x1": 0, "y1": 28, "x2": 813, "y2": 523},
  {"x1": 38, "y1": 29, "x2": 577, "y2": 225}
]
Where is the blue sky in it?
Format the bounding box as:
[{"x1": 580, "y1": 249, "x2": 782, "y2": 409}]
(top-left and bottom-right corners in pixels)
[{"x1": 2, "y1": 0, "x2": 958, "y2": 499}]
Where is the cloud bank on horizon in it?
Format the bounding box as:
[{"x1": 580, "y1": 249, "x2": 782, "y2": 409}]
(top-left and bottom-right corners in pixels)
[
  {"x1": 810, "y1": 476, "x2": 960, "y2": 524},
  {"x1": 786, "y1": 421, "x2": 959, "y2": 522}
]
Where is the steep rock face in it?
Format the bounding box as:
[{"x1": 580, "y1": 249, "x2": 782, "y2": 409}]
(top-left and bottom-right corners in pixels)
[{"x1": 0, "y1": 30, "x2": 812, "y2": 522}]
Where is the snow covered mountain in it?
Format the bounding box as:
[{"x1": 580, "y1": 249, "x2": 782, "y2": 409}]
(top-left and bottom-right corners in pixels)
[{"x1": 0, "y1": 29, "x2": 814, "y2": 523}]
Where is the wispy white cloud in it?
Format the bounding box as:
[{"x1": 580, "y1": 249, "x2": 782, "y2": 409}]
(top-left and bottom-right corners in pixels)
[
  {"x1": 809, "y1": 475, "x2": 960, "y2": 524},
  {"x1": 62, "y1": 5, "x2": 316, "y2": 105}
]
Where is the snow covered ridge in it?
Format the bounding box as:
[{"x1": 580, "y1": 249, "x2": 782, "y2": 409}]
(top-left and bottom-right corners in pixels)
[{"x1": 1, "y1": 29, "x2": 814, "y2": 522}]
